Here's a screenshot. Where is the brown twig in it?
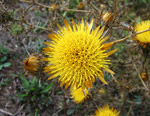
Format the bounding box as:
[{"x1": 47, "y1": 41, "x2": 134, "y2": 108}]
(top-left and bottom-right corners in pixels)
[
  {"x1": 90, "y1": 2, "x2": 101, "y2": 12},
  {"x1": 20, "y1": 0, "x2": 92, "y2": 13},
  {"x1": 14, "y1": 18, "x2": 52, "y2": 32},
  {"x1": 13, "y1": 104, "x2": 25, "y2": 116},
  {"x1": 0, "y1": 109, "x2": 13, "y2": 116},
  {"x1": 113, "y1": 27, "x2": 150, "y2": 44},
  {"x1": 113, "y1": 0, "x2": 118, "y2": 22},
  {"x1": 62, "y1": 8, "x2": 92, "y2": 13},
  {"x1": 133, "y1": 63, "x2": 149, "y2": 91},
  {"x1": 61, "y1": 88, "x2": 67, "y2": 114},
  {"x1": 127, "y1": 104, "x2": 133, "y2": 116},
  {"x1": 111, "y1": 74, "x2": 118, "y2": 83}
]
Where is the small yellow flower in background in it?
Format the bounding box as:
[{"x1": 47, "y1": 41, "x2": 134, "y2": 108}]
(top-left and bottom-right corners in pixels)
[
  {"x1": 133, "y1": 20, "x2": 150, "y2": 47},
  {"x1": 99, "y1": 4, "x2": 106, "y2": 10},
  {"x1": 99, "y1": 88, "x2": 105, "y2": 95},
  {"x1": 49, "y1": 3, "x2": 57, "y2": 11},
  {"x1": 102, "y1": 12, "x2": 113, "y2": 24},
  {"x1": 141, "y1": 72, "x2": 148, "y2": 80},
  {"x1": 24, "y1": 55, "x2": 40, "y2": 74},
  {"x1": 93, "y1": 105, "x2": 119, "y2": 116},
  {"x1": 78, "y1": 3, "x2": 84, "y2": 9},
  {"x1": 43, "y1": 19, "x2": 117, "y2": 90},
  {"x1": 71, "y1": 86, "x2": 89, "y2": 104}
]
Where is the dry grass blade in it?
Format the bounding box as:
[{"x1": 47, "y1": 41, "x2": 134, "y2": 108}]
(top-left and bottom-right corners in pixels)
[{"x1": 133, "y1": 63, "x2": 149, "y2": 91}]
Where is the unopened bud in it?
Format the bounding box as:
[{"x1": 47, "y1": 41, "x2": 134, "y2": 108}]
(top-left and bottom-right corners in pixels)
[{"x1": 102, "y1": 12, "x2": 113, "y2": 24}]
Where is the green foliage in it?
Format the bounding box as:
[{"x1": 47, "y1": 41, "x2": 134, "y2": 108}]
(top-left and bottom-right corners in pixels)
[
  {"x1": 35, "y1": 11, "x2": 41, "y2": 16},
  {"x1": 0, "y1": 45, "x2": 11, "y2": 70},
  {"x1": 17, "y1": 75, "x2": 54, "y2": 107},
  {"x1": 67, "y1": 107, "x2": 76, "y2": 115},
  {"x1": 68, "y1": 0, "x2": 79, "y2": 9},
  {"x1": 10, "y1": 23, "x2": 23, "y2": 35},
  {"x1": 0, "y1": 78, "x2": 11, "y2": 86},
  {"x1": 128, "y1": 12, "x2": 136, "y2": 19},
  {"x1": 122, "y1": 30, "x2": 129, "y2": 36},
  {"x1": 33, "y1": 20, "x2": 49, "y2": 32},
  {"x1": 133, "y1": 95, "x2": 141, "y2": 103},
  {"x1": 135, "y1": 17, "x2": 141, "y2": 23},
  {"x1": 1, "y1": 9, "x2": 15, "y2": 23},
  {"x1": 114, "y1": 44, "x2": 125, "y2": 56},
  {"x1": 37, "y1": 38, "x2": 45, "y2": 53},
  {"x1": 139, "y1": 0, "x2": 150, "y2": 3},
  {"x1": 104, "y1": 73, "x2": 112, "y2": 81},
  {"x1": 35, "y1": 109, "x2": 39, "y2": 116},
  {"x1": 67, "y1": 0, "x2": 80, "y2": 17},
  {"x1": 125, "y1": 0, "x2": 150, "y2": 3}
]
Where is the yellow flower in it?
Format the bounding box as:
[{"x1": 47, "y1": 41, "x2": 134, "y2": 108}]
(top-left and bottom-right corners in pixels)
[
  {"x1": 133, "y1": 20, "x2": 150, "y2": 47},
  {"x1": 71, "y1": 86, "x2": 89, "y2": 104},
  {"x1": 93, "y1": 105, "x2": 119, "y2": 116},
  {"x1": 78, "y1": 3, "x2": 84, "y2": 9},
  {"x1": 99, "y1": 88, "x2": 105, "y2": 95},
  {"x1": 24, "y1": 55, "x2": 40, "y2": 74},
  {"x1": 43, "y1": 19, "x2": 117, "y2": 90},
  {"x1": 49, "y1": 3, "x2": 57, "y2": 11},
  {"x1": 141, "y1": 72, "x2": 148, "y2": 80}
]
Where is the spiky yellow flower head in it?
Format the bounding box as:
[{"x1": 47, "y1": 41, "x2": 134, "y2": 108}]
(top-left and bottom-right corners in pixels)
[
  {"x1": 133, "y1": 20, "x2": 150, "y2": 47},
  {"x1": 71, "y1": 86, "x2": 89, "y2": 104},
  {"x1": 24, "y1": 55, "x2": 40, "y2": 74},
  {"x1": 43, "y1": 19, "x2": 117, "y2": 90},
  {"x1": 93, "y1": 105, "x2": 119, "y2": 116}
]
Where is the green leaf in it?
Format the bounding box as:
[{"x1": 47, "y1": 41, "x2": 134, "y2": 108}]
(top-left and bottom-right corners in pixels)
[
  {"x1": 123, "y1": 30, "x2": 129, "y2": 36},
  {"x1": 67, "y1": 107, "x2": 75, "y2": 115},
  {"x1": 33, "y1": 21, "x2": 48, "y2": 32},
  {"x1": 17, "y1": 94, "x2": 28, "y2": 97},
  {"x1": 31, "y1": 76, "x2": 38, "y2": 85},
  {"x1": 31, "y1": 95, "x2": 36, "y2": 101},
  {"x1": 35, "y1": 11, "x2": 41, "y2": 16},
  {"x1": 141, "y1": 0, "x2": 146, "y2": 3},
  {"x1": 21, "y1": 76, "x2": 29, "y2": 89},
  {"x1": 31, "y1": 87, "x2": 36, "y2": 91},
  {"x1": 0, "y1": 56, "x2": 7, "y2": 62},
  {"x1": 40, "y1": 82, "x2": 54, "y2": 94},
  {"x1": 136, "y1": 17, "x2": 141, "y2": 23},
  {"x1": 3, "y1": 62, "x2": 11, "y2": 67},
  {"x1": 2, "y1": 48, "x2": 8, "y2": 54},
  {"x1": 11, "y1": 24, "x2": 23, "y2": 35},
  {"x1": 56, "y1": 89, "x2": 62, "y2": 95},
  {"x1": 0, "y1": 65, "x2": 3, "y2": 70},
  {"x1": 129, "y1": 12, "x2": 136, "y2": 19},
  {"x1": 35, "y1": 109, "x2": 38, "y2": 116}
]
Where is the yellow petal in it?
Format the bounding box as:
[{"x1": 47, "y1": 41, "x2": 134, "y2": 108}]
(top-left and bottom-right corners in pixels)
[
  {"x1": 102, "y1": 42, "x2": 114, "y2": 50},
  {"x1": 48, "y1": 34, "x2": 59, "y2": 42},
  {"x1": 98, "y1": 71, "x2": 107, "y2": 84},
  {"x1": 88, "y1": 19, "x2": 94, "y2": 32},
  {"x1": 107, "y1": 49, "x2": 117, "y2": 56},
  {"x1": 41, "y1": 58, "x2": 49, "y2": 61},
  {"x1": 104, "y1": 67, "x2": 115, "y2": 74},
  {"x1": 72, "y1": 19, "x2": 76, "y2": 32},
  {"x1": 64, "y1": 20, "x2": 72, "y2": 32}
]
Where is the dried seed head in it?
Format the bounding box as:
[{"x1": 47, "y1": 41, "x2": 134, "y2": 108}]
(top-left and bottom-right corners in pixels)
[
  {"x1": 24, "y1": 55, "x2": 40, "y2": 74},
  {"x1": 102, "y1": 12, "x2": 113, "y2": 24}
]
